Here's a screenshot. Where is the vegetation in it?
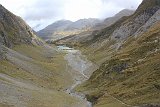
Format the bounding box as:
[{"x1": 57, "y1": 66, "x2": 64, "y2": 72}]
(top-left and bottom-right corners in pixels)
[
  {"x1": 1, "y1": 0, "x2": 160, "y2": 107},
  {"x1": 75, "y1": 22, "x2": 160, "y2": 107},
  {"x1": 0, "y1": 44, "x2": 84, "y2": 107}
]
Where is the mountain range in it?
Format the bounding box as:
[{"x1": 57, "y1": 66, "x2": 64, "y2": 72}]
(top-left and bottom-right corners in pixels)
[
  {"x1": 43, "y1": 9, "x2": 134, "y2": 44},
  {"x1": 37, "y1": 18, "x2": 101, "y2": 41},
  {"x1": 0, "y1": 0, "x2": 160, "y2": 107},
  {"x1": 37, "y1": 9, "x2": 134, "y2": 41}
]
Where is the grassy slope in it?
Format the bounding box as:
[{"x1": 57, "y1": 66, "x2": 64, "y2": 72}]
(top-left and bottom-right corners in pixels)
[
  {"x1": 77, "y1": 17, "x2": 128, "y2": 65},
  {"x1": 0, "y1": 44, "x2": 83, "y2": 107},
  {"x1": 75, "y1": 22, "x2": 160, "y2": 107},
  {"x1": 11, "y1": 44, "x2": 73, "y2": 89}
]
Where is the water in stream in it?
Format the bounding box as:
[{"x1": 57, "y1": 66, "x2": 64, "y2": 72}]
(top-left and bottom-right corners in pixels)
[{"x1": 57, "y1": 46, "x2": 94, "y2": 107}]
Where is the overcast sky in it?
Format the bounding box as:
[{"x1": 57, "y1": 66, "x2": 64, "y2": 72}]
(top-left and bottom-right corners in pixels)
[{"x1": 0, "y1": 0, "x2": 142, "y2": 31}]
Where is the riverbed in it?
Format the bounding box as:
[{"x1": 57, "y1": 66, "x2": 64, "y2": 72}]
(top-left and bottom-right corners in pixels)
[{"x1": 57, "y1": 45, "x2": 97, "y2": 107}]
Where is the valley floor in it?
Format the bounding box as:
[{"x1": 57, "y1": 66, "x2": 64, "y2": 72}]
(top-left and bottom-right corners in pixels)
[{"x1": 1, "y1": 44, "x2": 159, "y2": 107}]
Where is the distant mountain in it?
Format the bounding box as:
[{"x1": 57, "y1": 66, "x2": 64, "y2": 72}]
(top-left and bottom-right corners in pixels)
[
  {"x1": 94, "y1": 9, "x2": 135, "y2": 30},
  {"x1": 54, "y1": 9, "x2": 135, "y2": 45},
  {"x1": 38, "y1": 9, "x2": 134, "y2": 42},
  {"x1": 37, "y1": 18, "x2": 101, "y2": 41},
  {"x1": 66, "y1": 18, "x2": 101, "y2": 30},
  {"x1": 37, "y1": 20, "x2": 72, "y2": 40}
]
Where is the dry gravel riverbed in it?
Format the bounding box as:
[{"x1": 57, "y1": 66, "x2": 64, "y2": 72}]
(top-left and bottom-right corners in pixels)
[{"x1": 57, "y1": 46, "x2": 97, "y2": 107}]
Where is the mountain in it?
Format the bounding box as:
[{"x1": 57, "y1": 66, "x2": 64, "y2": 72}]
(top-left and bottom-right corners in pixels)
[
  {"x1": 40, "y1": 9, "x2": 134, "y2": 43},
  {"x1": 0, "y1": 5, "x2": 86, "y2": 107},
  {"x1": 0, "y1": 5, "x2": 43, "y2": 48},
  {"x1": 66, "y1": 18, "x2": 101, "y2": 30},
  {"x1": 94, "y1": 9, "x2": 135, "y2": 30},
  {"x1": 54, "y1": 9, "x2": 135, "y2": 46},
  {"x1": 1, "y1": 0, "x2": 160, "y2": 107},
  {"x1": 54, "y1": 0, "x2": 160, "y2": 106},
  {"x1": 37, "y1": 20, "x2": 73, "y2": 40},
  {"x1": 37, "y1": 18, "x2": 101, "y2": 41}
]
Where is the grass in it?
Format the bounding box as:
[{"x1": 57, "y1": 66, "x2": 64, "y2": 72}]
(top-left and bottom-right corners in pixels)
[
  {"x1": 94, "y1": 95, "x2": 127, "y2": 107},
  {"x1": 13, "y1": 44, "x2": 74, "y2": 89},
  {"x1": 0, "y1": 103, "x2": 14, "y2": 107},
  {"x1": 75, "y1": 21, "x2": 160, "y2": 107},
  {"x1": 0, "y1": 44, "x2": 82, "y2": 107},
  {"x1": 27, "y1": 89, "x2": 80, "y2": 107}
]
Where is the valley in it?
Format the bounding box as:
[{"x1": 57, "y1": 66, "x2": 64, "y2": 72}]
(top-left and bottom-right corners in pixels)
[{"x1": 0, "y1": 0, "x2": 160, "y2": 107}]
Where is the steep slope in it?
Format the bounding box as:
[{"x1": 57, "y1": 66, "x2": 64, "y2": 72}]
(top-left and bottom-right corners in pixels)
[
  {"x1": 59, "y1": 0, "x2": 160, "y2": 107},
  {"x1": 0, "y1": 4, "x2": 44, "y2": 61},
  {"x1": 0, "y1": 5, "x2": 43, "y2": 48},
  {"x1": 76, "y1": 22, "x2": 160, "y2": 107},
  {"x1": 37, "y1": 18, "x2": 100, "y2": 41}
]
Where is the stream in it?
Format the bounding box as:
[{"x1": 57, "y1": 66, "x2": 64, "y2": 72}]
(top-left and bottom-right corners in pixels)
[{"x1": 57, "y1": 45, "x2": 97, "y2": 107}]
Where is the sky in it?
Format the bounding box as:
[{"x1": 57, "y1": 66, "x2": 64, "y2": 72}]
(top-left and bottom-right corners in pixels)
[{"x1": 0, "y1": 0, "x2": 142, "y2": 31}]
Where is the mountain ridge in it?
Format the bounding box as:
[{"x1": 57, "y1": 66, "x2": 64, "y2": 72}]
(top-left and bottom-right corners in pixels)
[
  {"x1": 37, "y1": 18, "x2": 101, "y2": 41},
  {"x1": 93, "y1": 9, "x2": 135, "y2": 30}
]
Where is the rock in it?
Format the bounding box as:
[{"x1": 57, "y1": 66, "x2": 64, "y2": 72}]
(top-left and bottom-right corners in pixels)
[
  {"x1": 0, "y1": 44, "x2": 6, "y2": 60},
  {"x1": 139, "y1": 104, "x2": 160, "y2": 107},
  {"x1": 0, "y1": 5, "x2": 44, "y2": 48}
]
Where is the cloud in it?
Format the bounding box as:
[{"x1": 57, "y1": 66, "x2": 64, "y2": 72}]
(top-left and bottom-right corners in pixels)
[
  {"x1": 23, "y1": 0, "x2": 65, "y2": 21},
  {"x1": 0, "y1": 0, "x2": 142, "y2": 31}
]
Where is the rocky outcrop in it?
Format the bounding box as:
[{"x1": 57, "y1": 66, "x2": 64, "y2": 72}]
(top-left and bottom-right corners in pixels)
[
  {"x1": 0, "y1": 4, "x2": 44, "y2": 48},
  {"x1": 134, "y1": 9, "x2": 160, "y2": 37},
  {"x1": 139, "y1": 104, "x2": 160, "y2": 107},
  {"x1": 111, "y1": 6, "x2": 160, "y2": 41},
  {"x1": 0, "y1": 45, "x2": 6, "y2": 60}
]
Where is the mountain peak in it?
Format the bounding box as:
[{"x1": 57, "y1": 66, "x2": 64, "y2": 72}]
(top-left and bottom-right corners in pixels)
[
  {"x1": 114, "y1": 9, "x2": 135, "y2": 17},
  {"x1": 0, "y1": 4, "x2": 3, "y2": 8},
  {"x1": 0, "y1": 4, "x2": 9, "y2": 14},
  {"x1": 136, "y1": 0, "x2": 160, "y2": 14}
]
